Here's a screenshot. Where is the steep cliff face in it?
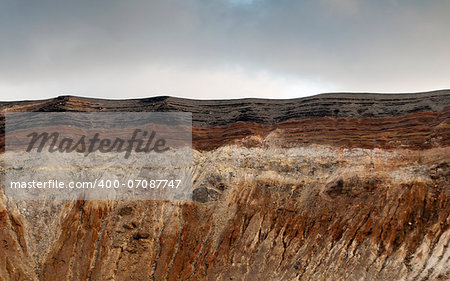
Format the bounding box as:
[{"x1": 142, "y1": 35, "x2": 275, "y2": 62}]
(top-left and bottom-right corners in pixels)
[{"x1": 0, "y1": 90, "x2": 449, "y2": 280}]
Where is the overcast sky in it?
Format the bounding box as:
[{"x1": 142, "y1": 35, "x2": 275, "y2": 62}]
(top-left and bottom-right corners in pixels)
[{"x1": 0, "y1": 0, "x2": 449, "y2": 101}]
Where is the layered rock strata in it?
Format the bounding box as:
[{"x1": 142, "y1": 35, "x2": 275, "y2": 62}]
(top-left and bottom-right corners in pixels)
[{"x1": 0, "y1": 90, "x2": 449, "y2": 280}]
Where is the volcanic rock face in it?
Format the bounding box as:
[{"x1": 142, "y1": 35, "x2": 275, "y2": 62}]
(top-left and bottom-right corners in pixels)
[{"x1": 0, "y1": 90, "x2": 449, "y2": 280}]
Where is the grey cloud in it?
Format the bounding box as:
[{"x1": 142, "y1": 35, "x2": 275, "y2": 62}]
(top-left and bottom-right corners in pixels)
[{"x1": 0, "y1": 0, "x2": 449, "y2": 99}]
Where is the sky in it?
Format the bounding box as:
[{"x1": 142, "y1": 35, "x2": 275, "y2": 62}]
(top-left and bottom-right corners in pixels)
[{"x1": 0, "y1": 0, "x2": 449, "y2": 101}]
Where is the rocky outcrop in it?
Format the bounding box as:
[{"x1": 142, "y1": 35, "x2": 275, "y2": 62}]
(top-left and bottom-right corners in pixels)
[{"x1": 0, "y1": 90, "x2": 449, "y2": 280}]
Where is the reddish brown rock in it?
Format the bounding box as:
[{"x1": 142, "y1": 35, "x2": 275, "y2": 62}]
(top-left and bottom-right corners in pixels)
[{"x1": 0, "y1": 91, "x2": 449, "y2": 280}]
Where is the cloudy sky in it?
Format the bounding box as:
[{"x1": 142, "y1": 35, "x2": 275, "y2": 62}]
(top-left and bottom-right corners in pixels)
[{"x1": 0, "y1": 0, "x2": 449, "y2": 101}]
